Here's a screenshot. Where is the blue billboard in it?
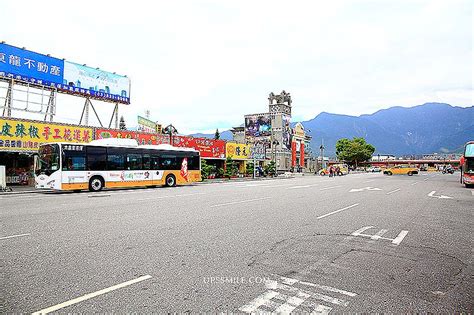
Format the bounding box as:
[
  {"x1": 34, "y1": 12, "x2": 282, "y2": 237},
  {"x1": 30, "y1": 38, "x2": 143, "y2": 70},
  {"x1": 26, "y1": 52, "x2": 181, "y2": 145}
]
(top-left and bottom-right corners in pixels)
[{"x1": 0, "y1": 43, "x2": 130, "y2": 104}]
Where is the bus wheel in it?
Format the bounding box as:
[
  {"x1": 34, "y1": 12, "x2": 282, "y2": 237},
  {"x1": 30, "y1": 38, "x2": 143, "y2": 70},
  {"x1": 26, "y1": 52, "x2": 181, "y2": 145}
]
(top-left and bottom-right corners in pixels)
[
  {"x1": 165, "y1": 174, "x2": 176, "y2": 187},
  {"x1": 89, "y1": 176, "x2": 104, "y2": 192},
  {"x1": 408, "y1": 171, "x2": 413, "y2": 176},
  {"x1": 386, "y1": 171, "x2": 392, "y2": 176}
]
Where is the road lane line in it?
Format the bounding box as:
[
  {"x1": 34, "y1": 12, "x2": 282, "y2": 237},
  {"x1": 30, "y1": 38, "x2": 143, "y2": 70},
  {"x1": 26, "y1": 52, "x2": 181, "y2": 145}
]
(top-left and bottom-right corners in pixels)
[
  {"x1": 411, "y1": 182, "x2": 419, "y2": 186},
  {"x1": 317, "y1": 204, "x2": 359, "y2": 220},
  {"x1": 137, "y1": 192, "x2": 205, "y2": 201},
  {"x1": 239, "y1": 290, "x2": 279, "y2": 313},
  {"x1": 392, "y1": 230, "x2": 409, "y2": 245},
  {"x1": 319, "y1": 185, "x2": 342, "y2": 191},
  {"x1": 0, "y1": 233, "x2": 30, "y2": 240},
  {"x1": 31, "y1": 275, "x2": 152, "y2": 315},
  {"x1": 386, "y1": 188, "x2": 401, "y2": 195},
  {"x1": 472, "y1": 191, "x2": 474, "y2": 196},
  {"x1": 210, "y1": 197, "x2": 271, "y2": 208}
]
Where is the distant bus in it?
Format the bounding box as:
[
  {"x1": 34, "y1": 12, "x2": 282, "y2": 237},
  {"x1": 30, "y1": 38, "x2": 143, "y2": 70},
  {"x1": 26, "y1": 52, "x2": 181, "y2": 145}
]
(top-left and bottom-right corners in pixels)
[
  {"x1": 460, "y1": 141, "x2": 474, "y2": 188},
  {"x1": 34, "y1": 139, "x2": 201, "y2": 191}
]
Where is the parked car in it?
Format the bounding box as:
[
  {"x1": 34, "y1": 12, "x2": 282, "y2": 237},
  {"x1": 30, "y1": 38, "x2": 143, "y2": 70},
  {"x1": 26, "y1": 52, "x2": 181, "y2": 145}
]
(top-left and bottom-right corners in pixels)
[{"x1": 383, "y1": 165, "x2": 419, "y2": 176}]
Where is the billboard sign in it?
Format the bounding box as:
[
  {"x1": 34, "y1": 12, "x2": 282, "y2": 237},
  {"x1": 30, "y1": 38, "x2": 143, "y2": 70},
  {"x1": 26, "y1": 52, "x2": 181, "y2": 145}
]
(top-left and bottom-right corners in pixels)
[
  {"x1": 95, "y1": 128, "x2": 170, "y2": 145},
  {"x1": 0, "y1": 117, "x2": 93, "y2": 152},
  {"x1": 137, "y1": 116, "x2": 159, "y2": 133},
  {"x1": 0, "y1": 43, "x2": 130, "y2": 104},
  {"x1": 282, "y1": 114, "x2": 292, "y2": 150},
  {"x1": 245, "y1": 114, "x2": 272, "y2": 137},
  {"x1": 172, "y1": 136, "x2": 225, "y2": 159},
  {"x1": 250, "y1": 143, "x2": 267, "y2": 160},
  {"x1": 226, "y1": 142, "x2": 251, "y2": 160}
]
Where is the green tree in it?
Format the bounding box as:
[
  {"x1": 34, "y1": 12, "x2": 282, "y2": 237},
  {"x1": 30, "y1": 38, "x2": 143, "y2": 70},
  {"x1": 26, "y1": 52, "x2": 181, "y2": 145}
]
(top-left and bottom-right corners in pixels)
[
  {"x1": 119, "y1": 116, "x2": 127, "y2": 130},
  {"x1": 245, "y1": 161, "x2": 255, "y2": 176},
  {"x1": 200, "y1": 159, "x2": 216, "y2": 180},
  {"x1": 224, "y1": 156, "x2": 238, "y2": 178},
  {"x1": 214, "y1": 128, "x2": 220, "y2": 140},
  {"x1": 264, "y1": 161, "x2": 276, "y2": 176},
  {"x1": 335, "y1": 137, "x2": 375, "y2": 167}
]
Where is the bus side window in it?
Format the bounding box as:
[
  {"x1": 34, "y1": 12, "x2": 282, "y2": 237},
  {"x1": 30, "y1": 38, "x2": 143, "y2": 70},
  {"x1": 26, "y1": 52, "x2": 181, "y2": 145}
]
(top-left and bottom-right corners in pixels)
[
  {"x1": 160, "y1": 155, "x2": 176, "y2": 170},
  {"x1": 63, "y1": 149, "x2": 86, "y2": 171},
  {"x1": 87, "y1": 147, "x2": 107, "y2": 170},
  {"x1": 143, "y1": 154, "x2": 151, "y2": 170},
  {"x1": 151, "y1": 155, "x2": 160, "y2": 170},
  {"x1": 126, "y1": 154, "x2": 142, "y2": 170}
]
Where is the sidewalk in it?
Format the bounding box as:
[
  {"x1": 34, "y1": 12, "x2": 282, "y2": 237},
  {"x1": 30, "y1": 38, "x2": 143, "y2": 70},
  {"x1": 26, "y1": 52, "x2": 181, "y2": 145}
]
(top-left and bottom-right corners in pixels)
[{"x1": 0, "y1": 185, "x2": 47, "y2": 195}]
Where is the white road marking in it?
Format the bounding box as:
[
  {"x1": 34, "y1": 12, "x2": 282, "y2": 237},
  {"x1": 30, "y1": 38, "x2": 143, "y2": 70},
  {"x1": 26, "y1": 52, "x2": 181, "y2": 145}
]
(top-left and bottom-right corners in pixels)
[
  {"x1": 392, "y1": 230, "x2": 409, "y2": 245},
  {"x1": 239, "y1": 290, "x2": 279, "y2": 313},
  {"x1": 386, "y1": 188, "x2": 401, "y2": 195},
  {"x1": 428, "y1": 191, "x2": 453, "y2": 199},
  {"x1": 317, "y1": 203, "x2": 359, "y2": 220},
  {"x1": 31, "y1": 275, "x2": 152, "y2": 315},
  {"x1": 274, "y1": 291, "x2": 311, "y2": 313},
  {"x1": 349, "y1": 187, "x2": 382, "y2": 192},
  {"x1": 279, "y1": 276, "x2": 357, "y2": 297},
  {"x1": 308, "y1": 303, "x2": 333, "y2": 314},
  {"x1": 472, "y1": 191, "x2": 474, "y2": 196},
  {"x1": 364, "y1": 179, "x2": 376, "y2": 183},
  {"x1": 266, "y1": 280, "x2": 349, "y2": 306},
  {"x1": 0, "y1": 233, "x2": 30, "y2": 240},
  {"x1": 289, "y1": 185, "x2": 312, "y2": 189},
  {"x1": 241, "y1": 276, "x2": 355, "y2": 313},
  {"x1": 410, "y1": 182, "x2": 419, "y2": 186},
  {"x1": 351, "y1": 226, "x2": 374, "y2": 236},
  {"x1": 210, "y1": 197, "x2": 271, "y2": 208},
  {"x1": 352, "y1": 226, "x2": 408, "y2": 245},
  {"x1": 137, "y1": 192, "x2": 205, "y2": 201},
  {"x1": 319, "y1": 185, "x2": 342, "y2": 191},
  {"x1": 370, "y1": 229, "x2": 389, "y2": 240},
  {"x1": 298, "y1": 281, "x2": 357, "y2": 297}
]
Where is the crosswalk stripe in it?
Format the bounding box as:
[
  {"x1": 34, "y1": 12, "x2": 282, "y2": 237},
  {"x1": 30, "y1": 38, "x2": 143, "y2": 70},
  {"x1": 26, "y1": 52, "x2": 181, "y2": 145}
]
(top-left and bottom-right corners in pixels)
[{"x1": 274, "y1": 291, "x2": 311, "y2": 313}]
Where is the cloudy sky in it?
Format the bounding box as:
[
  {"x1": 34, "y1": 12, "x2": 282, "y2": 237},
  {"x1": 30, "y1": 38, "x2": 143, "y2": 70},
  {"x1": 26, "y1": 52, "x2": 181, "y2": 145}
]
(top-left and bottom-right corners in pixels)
[{"x1": 2, "y1": 0, "x2": 472, "y2": 134}]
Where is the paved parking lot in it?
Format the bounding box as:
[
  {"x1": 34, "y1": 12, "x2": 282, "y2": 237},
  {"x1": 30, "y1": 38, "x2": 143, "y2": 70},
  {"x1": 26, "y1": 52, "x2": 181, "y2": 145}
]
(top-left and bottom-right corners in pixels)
[{"x1": 1, "y1": 172, "x2": 473, "y2": 313}]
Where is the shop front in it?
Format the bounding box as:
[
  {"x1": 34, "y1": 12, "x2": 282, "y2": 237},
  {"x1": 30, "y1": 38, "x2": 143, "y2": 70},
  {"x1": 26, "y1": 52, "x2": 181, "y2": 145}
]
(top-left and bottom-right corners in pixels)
[
  {"x1": 0, "y1": 117, "x2": 93, "y2": 186},
  {"x1": 226, "y1": 142, "x2": 252, "y2": 175}
]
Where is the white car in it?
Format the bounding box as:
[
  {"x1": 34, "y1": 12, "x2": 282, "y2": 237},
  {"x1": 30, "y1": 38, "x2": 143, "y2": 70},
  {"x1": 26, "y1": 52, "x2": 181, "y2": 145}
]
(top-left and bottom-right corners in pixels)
[{"x1": 367, "y1": 166, "x2": 382, "y2": 172}]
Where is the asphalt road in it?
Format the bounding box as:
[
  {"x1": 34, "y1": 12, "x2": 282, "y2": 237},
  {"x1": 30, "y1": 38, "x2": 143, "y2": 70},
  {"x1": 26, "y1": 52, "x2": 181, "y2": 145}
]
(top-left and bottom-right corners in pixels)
[{"x1": 1, "y1": 172, "x2": 473, "y2": 313}]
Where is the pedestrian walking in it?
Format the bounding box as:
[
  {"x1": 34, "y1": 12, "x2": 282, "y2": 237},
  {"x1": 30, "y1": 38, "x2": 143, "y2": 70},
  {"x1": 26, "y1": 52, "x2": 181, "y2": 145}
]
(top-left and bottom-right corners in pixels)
[
  {"x1": 336, "y1": 166, "x2": 341, "y2": 176},
  {"x1": 329, "y1": 166, "x2": 334, "y2": 177}
]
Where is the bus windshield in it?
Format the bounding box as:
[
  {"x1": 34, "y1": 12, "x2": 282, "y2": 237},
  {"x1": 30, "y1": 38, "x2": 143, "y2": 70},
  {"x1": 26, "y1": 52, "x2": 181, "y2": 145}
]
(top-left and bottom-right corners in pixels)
[
  {"x1": 36, "y1": 144, "x2": 60, "y2": 175},
  {"x1": 464, "y1": 143, "x2": 474, "y2": 158}
]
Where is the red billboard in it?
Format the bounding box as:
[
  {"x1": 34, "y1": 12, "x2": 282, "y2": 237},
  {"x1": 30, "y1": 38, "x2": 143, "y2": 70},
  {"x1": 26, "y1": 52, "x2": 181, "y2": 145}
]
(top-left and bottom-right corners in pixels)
[
  {"x1": 94, "y1": 129, "x2": 226, "y2": 159},
  {"x1": 172, "y1": 136, "x2": 226, "y2": 159},
  {"x1": 95, "y1": 128, "x2": 170, "y2": 145}
]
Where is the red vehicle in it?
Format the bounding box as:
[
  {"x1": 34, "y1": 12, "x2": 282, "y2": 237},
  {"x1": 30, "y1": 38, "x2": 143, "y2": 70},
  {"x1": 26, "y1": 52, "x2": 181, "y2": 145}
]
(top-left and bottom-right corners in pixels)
[{"x1": 460, "y1": 141, "x2": 474, "y2": 188}]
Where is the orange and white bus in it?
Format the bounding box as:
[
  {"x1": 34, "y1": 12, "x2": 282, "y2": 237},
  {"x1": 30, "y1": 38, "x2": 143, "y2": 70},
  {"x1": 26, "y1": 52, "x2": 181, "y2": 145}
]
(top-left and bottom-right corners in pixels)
[{"x1": 34, "y1": 138, "x2": 201, "y2": 191}]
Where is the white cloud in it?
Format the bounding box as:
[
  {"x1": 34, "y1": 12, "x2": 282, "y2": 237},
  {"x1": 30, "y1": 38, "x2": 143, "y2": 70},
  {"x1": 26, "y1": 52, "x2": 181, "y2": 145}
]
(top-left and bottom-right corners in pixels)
[{"x1": 1, "y1": 0, "x2": 472, "y2": 133}]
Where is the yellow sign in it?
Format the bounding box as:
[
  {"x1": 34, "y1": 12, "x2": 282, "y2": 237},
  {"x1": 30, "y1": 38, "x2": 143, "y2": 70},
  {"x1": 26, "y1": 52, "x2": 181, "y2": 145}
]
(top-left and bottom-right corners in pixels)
[
  {"x1": 226, "y1": 142, "x2": 251, "y2": 160},
  {"x1": 0, "y1": 118, "x2": 93, "y2": 152}
]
